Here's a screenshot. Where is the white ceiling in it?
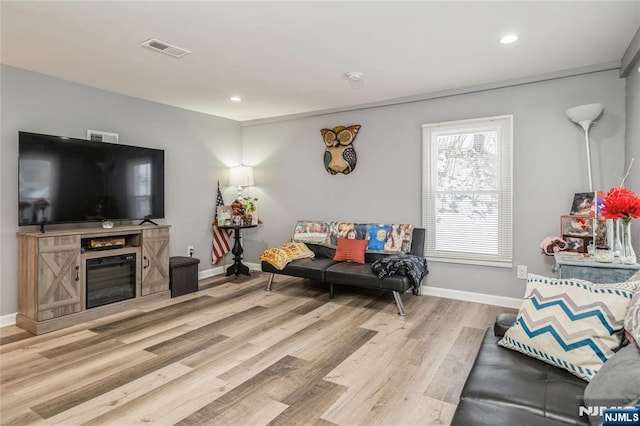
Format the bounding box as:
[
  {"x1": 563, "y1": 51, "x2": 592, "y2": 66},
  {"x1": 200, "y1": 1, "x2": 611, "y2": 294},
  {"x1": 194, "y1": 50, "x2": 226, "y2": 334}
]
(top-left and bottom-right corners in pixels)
[{"x1": 1, "y1": 1, "x2": 639, "y2": 122}]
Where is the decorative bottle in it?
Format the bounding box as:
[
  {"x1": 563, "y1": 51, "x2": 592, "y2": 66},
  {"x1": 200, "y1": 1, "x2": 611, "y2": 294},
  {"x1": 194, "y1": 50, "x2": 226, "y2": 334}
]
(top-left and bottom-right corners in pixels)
[
  {"x1": 613, "y1": 218, "x2": 623, "y2": 258},
  {"x1": 620, "y1": 220, "x2": 637, "y2": 264}
]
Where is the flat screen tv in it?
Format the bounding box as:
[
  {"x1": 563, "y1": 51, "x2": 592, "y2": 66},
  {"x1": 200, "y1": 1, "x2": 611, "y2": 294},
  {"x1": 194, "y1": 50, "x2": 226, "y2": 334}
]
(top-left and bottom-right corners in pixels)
[{"x1": 19, "y1": 131, "x2": 165, "y2": 226}]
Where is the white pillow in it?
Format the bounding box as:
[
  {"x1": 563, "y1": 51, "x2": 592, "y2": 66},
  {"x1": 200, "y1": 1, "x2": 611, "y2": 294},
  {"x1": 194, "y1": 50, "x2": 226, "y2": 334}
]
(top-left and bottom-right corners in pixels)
[{"x1": 499, "y1": 274, "x2": 639, "y2": 381}]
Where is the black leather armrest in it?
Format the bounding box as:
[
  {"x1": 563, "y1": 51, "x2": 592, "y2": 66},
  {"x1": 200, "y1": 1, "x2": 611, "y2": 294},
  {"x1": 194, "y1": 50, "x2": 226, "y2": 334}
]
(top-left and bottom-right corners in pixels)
[{"x1": 494, "y1": 313, "x2": 517, "y2": 337}]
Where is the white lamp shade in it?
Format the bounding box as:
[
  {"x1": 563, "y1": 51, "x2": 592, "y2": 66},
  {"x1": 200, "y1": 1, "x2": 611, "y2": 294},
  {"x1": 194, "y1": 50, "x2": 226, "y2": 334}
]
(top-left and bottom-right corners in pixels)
[
  {"x1": 229, "y1": 166, "x2": 255, "y2": 187},
  {"x1": 566, "y1": 103, "x2": 604, "y2": 193},
  {"x1": 566, "y1": 103, "x2": 603, "y2": 130}
]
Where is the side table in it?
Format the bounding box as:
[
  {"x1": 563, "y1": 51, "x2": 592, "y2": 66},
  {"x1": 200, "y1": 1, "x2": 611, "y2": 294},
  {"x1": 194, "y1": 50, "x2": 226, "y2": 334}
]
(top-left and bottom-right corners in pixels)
[
  {"x1": 553, "y1": 252, "x2": 640, "y2": 283},
  {"x1": 218, "y1": 224, "x2": 258, "y2": 277}
]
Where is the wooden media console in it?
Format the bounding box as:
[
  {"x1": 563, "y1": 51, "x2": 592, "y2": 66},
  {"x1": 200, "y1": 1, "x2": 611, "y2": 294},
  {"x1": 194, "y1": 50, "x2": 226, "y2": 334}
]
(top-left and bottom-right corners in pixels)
[{"x1": 17, "y1": 224, "x2": 170, "y2": 334}]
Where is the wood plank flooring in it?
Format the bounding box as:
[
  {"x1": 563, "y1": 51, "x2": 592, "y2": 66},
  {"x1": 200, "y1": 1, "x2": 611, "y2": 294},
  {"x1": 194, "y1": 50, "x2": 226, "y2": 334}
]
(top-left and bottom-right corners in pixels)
[{"x1": 1, "y1": 272, "x2": 515, "y2": 425}]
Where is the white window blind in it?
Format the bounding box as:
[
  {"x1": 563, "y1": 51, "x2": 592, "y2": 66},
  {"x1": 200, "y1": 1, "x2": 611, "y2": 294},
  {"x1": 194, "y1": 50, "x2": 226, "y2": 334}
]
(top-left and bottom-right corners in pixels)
[
  {"x1": 127, "y1": 159, "x2": 153, "y2": 219},
  {"x1": 422, "y1": 115, "x2": 513, "y2": 267}
]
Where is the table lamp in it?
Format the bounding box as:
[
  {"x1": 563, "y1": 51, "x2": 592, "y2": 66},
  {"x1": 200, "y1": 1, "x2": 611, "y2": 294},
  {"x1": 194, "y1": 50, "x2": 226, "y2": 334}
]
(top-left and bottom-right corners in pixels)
[{"x1": 229, "y1": 166, "x2": 254, "y2": 199}]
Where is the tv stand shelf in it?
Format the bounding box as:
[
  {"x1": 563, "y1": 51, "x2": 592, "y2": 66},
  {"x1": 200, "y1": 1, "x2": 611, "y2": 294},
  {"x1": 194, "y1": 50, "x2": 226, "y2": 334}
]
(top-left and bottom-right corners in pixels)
[{"x1": 17, "y1": 224, "x2": 170, "y2": 335}]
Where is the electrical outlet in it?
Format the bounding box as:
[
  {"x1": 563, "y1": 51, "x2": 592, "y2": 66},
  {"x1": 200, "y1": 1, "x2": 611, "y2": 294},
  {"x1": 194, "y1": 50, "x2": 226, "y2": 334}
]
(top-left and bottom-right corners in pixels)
[
  {"x1": 187, "y1": 245, "x2": 194, "y2": 257},
  {"x1": 516, "y1": 265, "x2": 528, "y2": 279}
]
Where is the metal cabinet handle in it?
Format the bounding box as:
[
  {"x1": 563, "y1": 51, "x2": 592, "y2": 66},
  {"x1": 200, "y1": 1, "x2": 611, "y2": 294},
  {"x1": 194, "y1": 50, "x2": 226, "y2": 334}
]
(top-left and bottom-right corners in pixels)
[
  {"x1": 144, "y1": 256, "x2": 150, "y2": 269},
  {"x1": 75, "y1": 265, "x2": 80, "y2": 281}
]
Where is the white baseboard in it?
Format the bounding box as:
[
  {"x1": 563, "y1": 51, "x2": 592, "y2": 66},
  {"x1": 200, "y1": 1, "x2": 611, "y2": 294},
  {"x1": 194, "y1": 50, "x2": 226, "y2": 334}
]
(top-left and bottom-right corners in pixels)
[
  {"x1": 198, "y1": 262, "x2": 261, "y2": 280},
  {"x1": 246, "y1": 262, "x2": 261, "y2": 271},
  {"x1": 421, "y1": 285, "x2": 523, "y2": 309},
  {"x1": 199, "y1": 266, "x2": 225, "y2": 279},
  {"x1": 1, "y1": 313, "x2": 17, "y2": 328}
]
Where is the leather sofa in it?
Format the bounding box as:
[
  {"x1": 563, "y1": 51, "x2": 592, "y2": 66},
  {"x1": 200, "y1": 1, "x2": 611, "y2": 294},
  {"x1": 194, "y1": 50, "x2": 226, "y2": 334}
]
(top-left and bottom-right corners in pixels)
[
  {"x1": 451, "y1": 313, "x2": 589, "y2": 425},
  {"x1": 262, "y1": 227, "x2": 426, "y2": 316}
]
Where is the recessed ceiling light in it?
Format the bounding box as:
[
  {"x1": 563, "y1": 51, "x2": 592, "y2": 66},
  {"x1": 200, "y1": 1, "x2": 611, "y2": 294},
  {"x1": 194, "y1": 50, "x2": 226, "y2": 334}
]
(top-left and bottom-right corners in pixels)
[
  {"x1": 230, "y1": 96, "x2": 242, "y2": 102},
  {"x1": 499, "y1": 34, "x2": 519, "y2": 44}
]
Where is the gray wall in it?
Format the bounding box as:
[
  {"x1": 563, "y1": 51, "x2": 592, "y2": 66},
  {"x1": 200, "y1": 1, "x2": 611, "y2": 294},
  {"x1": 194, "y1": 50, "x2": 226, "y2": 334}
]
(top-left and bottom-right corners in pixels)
[
  {"x1": 0, "y1": 65, "x2": 630, "y2": 316},
  {"x1": 625, "y1": 59, "x2": 640, "y2": 248},
  {"x1": 242, "y1": 69, "x2": 627, "y2": 300},
  {"x1": 0, "y1": 65, "x2": 242, "y2": 316}
]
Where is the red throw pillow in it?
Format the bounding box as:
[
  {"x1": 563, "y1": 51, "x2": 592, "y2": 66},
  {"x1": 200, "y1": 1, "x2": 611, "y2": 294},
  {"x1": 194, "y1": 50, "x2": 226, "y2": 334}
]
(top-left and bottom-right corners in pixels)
[{"x1": 333, "y1": 238, "x2": 368, "y2": 264}]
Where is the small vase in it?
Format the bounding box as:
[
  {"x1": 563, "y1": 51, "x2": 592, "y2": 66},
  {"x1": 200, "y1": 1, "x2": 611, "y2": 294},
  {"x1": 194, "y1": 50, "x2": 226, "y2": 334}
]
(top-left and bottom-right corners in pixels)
[
  {"x1": 596, "y1": 219, "x2": 614, "y2": 263},
  {"x1": 620, "y1": 220, "x2": 637, "y2": 264},
  {"x1": 613, "y1": 218, "x2": 623, "y2": 258}
]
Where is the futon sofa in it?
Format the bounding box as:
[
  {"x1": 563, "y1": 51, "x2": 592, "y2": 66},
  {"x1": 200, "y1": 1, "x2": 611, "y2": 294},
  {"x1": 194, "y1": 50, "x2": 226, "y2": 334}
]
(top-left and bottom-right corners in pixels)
[
  {"x1": 451, "y1": 313, "x2": 590, "y2": 425},
  {"x1": 262, "y1": 226, "x2": 426, "y2": 316}
]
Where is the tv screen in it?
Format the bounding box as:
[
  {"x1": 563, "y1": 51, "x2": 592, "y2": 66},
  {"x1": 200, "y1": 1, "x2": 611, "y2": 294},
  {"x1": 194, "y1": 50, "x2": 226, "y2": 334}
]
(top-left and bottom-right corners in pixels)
[{"x1": 18, "y1": 131, "x2": 165, "y2": 226}]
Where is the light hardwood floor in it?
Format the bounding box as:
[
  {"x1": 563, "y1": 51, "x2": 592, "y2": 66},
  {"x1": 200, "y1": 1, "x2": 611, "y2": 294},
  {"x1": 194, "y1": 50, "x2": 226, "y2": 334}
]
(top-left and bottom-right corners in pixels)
[{"x1": 1, "y1": 273, "x2": 514, "y2": 425}]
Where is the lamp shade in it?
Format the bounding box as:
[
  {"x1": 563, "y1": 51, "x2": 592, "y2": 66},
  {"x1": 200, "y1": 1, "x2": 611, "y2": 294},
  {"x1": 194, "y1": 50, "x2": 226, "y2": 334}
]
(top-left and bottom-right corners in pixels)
[
  {"x1": 229, "y1": 166, "x2": 255, "y2": 187},
  {"x1": 566, "y1": 103, "x2": 603, "y2": 130},
  {"x1": 566, "y1": 103, "x2": 604, "y2": 193}
]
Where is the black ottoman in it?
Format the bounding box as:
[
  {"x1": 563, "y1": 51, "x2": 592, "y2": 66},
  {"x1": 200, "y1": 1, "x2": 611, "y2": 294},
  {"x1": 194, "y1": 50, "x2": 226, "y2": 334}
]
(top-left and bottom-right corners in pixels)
[{"x1": 169, "y1": 256, "x2": 200, "y2": 297}]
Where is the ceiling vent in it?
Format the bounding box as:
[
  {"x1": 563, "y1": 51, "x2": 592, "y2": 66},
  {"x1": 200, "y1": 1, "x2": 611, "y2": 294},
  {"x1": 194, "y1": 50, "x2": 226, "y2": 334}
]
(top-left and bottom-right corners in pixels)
[{"x1": 142, "y1": 38, "x2": 191, "y2": 58}]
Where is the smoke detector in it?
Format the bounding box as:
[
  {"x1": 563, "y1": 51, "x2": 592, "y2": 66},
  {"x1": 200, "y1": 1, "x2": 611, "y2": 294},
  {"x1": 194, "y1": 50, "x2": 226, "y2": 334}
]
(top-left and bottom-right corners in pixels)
[
  {"x1": 346, "y1": 71, "x2": 364, "y2": 81},
  {"x1": 345, "y1": 71, "x2": 364, "y2": 89},
  {"x1": 142, "y1": 38, "x2": 191, "y2": 58}
]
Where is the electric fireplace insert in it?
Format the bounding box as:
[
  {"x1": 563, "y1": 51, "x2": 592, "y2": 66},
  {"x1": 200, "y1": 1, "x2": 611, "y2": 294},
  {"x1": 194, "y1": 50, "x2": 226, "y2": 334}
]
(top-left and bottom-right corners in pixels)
[{"x1": 86, "y1": 253, "x2": 136, "y2": 309}]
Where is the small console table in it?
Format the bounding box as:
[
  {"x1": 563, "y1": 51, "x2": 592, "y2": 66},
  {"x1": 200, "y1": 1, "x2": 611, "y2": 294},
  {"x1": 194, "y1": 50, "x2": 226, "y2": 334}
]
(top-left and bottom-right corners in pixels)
[
  {"x1": 553, "y1": 252, "x2": 640, "y2": 283},
  {"x1": 218, "y1": 224, "x2": 257, "y2": 277}
]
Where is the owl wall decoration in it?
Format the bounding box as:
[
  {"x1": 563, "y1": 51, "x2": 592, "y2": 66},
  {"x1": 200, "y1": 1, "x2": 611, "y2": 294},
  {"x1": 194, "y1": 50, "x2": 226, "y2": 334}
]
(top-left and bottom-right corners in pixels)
[{"x1": 321, "y1": 125, "x2": 361, "y2": 175}]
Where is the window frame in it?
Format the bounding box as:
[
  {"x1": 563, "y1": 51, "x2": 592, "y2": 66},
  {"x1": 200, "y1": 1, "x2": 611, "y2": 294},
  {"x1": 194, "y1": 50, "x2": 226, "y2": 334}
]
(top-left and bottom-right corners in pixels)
[{"x1": 421, "y1": 114, "x2": 513, "y2": 268}]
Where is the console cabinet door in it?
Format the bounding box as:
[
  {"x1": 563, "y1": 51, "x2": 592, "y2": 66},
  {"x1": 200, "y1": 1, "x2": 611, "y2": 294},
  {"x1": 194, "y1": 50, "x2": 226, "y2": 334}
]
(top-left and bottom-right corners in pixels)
[
  {"x1": 141, "y1": 228, "x2": 169, "y2": 295},
  {"x1": 37, "y1": 235, "x2": 82, "y2": 321}
]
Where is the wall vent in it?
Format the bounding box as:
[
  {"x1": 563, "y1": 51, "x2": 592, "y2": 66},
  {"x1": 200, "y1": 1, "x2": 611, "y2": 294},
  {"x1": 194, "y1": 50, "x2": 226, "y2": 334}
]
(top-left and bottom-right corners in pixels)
[
  {"x1": 87, "y1": 130, "x2": 119, "y2": 144},
  {"x1": 142, "y1": 38, "x2": 191, "y2": 58}
]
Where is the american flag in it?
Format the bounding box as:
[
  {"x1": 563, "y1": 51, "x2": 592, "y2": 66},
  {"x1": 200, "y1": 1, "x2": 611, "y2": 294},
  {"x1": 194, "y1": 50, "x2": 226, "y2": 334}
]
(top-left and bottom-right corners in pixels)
[{"x1": 212, "y1": 182, "x2": 232, "y2": 264}]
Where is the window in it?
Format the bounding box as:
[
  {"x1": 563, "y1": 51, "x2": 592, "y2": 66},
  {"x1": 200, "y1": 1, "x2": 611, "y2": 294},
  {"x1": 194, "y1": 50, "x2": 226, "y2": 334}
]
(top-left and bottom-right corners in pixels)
[
  {"x1": 127, "y1": 159, "x2": 152, "y2": 218},
  {"x1": 19, "y1": 156, "x2": 58, "y2": 224},
  {"x1": 422, "y1": 115, "x2": 513, "y2": 267}
]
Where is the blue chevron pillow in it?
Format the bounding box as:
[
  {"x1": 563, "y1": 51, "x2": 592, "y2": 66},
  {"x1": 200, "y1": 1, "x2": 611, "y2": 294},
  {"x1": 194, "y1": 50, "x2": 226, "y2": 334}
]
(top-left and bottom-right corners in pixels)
[{"x1": 499, "y1": 274, "x2": 639, "y2": 381}]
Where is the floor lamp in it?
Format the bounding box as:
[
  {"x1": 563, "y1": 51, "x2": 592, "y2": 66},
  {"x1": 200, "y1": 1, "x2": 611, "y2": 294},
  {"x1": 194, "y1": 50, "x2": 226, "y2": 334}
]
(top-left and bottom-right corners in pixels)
[{"x1": 566, "y1": 103, "x2": 604, "y2": 192}]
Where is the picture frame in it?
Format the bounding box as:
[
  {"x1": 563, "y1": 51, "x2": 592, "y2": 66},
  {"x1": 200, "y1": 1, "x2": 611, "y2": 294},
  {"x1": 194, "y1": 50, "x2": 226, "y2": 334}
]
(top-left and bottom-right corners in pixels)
[
  {"x1": 594, "y1": 218, "x2": 609, "y2": 249},
  {"x1": 560, "y1": 215, "x2": 593, "y2": 237},
  {"x1": 217, "y1": 205, "x2": 231, "y2": 225},
  {"x1": 569, "y1": 192, "x2": 595, "y2": 216},
  {"x1": 563, "y1": 235, "x2": 591, "y2": 253}
]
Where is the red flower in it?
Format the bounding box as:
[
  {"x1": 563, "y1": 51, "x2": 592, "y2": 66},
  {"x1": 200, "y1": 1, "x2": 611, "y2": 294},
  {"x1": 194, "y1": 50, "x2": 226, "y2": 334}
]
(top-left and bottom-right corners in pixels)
[{"x1": 600, "y1": 187, "x2": 640, "y2": 222}]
